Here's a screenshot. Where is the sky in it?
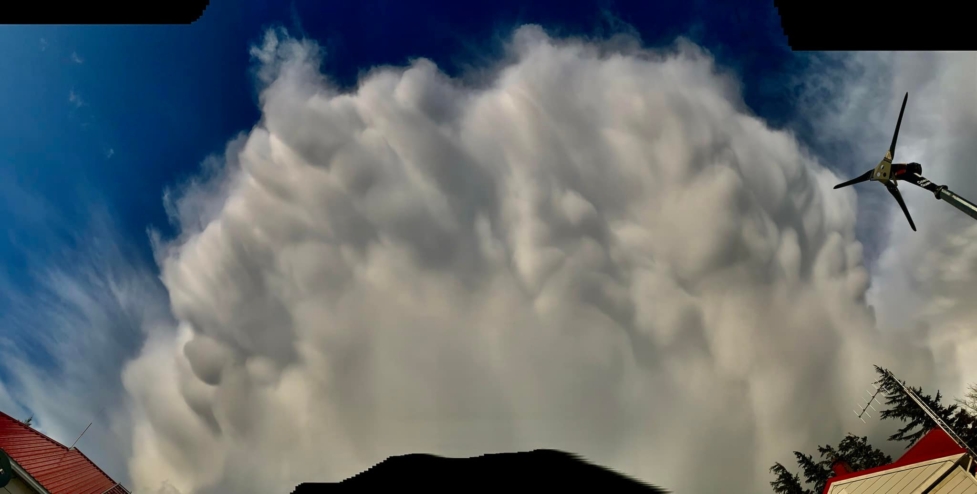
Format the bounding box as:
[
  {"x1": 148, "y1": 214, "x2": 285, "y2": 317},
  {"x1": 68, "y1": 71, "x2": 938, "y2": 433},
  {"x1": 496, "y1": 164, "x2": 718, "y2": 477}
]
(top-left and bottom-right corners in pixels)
[{"x1": 1, "y1": 1, "x2": 976, "y2": 493}]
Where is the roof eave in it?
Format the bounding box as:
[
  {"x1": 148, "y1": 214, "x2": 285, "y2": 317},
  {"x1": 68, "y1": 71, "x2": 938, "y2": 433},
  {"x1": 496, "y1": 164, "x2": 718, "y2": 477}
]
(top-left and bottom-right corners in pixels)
[
  {"x1": 8, "y1": 455, "x2": 53, "y2": 494},
  {"x1": 824, "y1": 453, "x2": 970, "y2": 494}
]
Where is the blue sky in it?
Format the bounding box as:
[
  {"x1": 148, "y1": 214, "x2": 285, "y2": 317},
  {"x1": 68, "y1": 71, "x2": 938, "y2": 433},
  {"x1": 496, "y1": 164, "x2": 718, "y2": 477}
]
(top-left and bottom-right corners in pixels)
[
  {"x1": 2, "y1": 1, "x2": 784, "y2": 330},
  {"x1": 3, "y1": 2, "x2": 967, "y2": 493},
  {"x1": 0, "y1": 0, "x2": 830, "y2": 299}
]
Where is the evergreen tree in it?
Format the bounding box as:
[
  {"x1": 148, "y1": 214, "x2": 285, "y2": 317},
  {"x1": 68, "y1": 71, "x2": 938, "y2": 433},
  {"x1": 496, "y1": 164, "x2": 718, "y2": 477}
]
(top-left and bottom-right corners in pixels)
[
  {"x1": 769, "y1": 462, "x2": 810, "y2": 494},
  {"x1": 874, "y1": 365, "x2": 955, "y2": 446},
  {"x1": 771, "y1": 368, "x2": 977, "y2": 493},
  {"x1": 873, "y1": 365, "x2": 977, "y2": 448},
  {"x1": 768, "y1": 434, "x2": 890, "y2": 493},
  {"x1": 794, "y1": 450, "x2": 831, "y2": 493},
  {"x1": 954, "y1": 409, "x2": 977, "y2": 447},
  {"x1": 958, "y1": 383, "x2": 977, "y2": 416},
  {"x1": 769, "y1": 366, "x2": 932, "y2": 493},
  {"x1": 955, "y1": 383, "x2": 977, "y2": 446}
]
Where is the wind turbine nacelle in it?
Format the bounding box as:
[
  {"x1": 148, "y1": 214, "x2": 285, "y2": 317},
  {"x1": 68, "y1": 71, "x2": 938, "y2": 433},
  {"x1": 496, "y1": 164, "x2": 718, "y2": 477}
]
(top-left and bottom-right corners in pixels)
[{"x1": 892, "y1": 162, "x2": 922, "y2": 177}]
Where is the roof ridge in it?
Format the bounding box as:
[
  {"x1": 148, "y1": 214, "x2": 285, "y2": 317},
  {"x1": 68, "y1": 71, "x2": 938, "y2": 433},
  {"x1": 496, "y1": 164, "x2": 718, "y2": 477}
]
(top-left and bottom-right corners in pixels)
[{"x1": 0, "y1": 408, "x2": 125, "y2": 491}]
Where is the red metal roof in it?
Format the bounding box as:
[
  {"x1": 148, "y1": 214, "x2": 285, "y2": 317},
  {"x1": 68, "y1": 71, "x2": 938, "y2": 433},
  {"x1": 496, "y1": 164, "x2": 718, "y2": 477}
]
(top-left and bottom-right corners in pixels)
[
  {"x1": 0, "y1": 410, "x2": 129, "y2": 494},
  {"x1": 822, "y1": 427, "x2": 967, "y2": 493}
]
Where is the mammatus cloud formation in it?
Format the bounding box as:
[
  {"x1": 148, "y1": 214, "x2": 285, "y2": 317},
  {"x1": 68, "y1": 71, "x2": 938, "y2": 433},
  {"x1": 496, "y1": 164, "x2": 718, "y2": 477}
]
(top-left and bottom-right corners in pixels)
[{"x1": 120, "y1": 27, "x2": 946, "y2": 493}]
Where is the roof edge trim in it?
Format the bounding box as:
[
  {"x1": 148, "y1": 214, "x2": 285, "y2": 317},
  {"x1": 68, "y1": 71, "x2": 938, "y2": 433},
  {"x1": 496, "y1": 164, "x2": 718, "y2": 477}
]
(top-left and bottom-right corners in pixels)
[
  {"x1": 825, "y1": 453, "x2": 967, "y2": 494},
  {"x1": 8, "y1": 455, "x2": 53, "y2": 494}
]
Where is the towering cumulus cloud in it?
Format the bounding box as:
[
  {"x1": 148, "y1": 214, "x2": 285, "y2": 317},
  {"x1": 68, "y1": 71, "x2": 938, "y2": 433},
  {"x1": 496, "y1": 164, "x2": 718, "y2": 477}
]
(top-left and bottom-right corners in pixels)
[{"x1": 122, "y1": 27, "x2": 921, "y2": 493}]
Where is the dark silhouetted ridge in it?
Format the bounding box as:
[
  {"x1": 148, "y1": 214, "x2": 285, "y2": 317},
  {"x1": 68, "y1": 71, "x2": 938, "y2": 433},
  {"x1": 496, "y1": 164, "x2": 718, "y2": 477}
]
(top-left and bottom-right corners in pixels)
[{"x1": 290, "y1": 449, "x2": 668, "y2": 493}]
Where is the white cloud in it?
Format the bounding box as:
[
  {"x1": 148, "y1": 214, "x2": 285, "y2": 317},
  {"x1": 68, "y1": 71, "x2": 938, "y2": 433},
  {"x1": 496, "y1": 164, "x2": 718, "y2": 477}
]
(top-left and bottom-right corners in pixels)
[
  {"x1": 107, "y1": 148, "x2": 115, "y2": 159},
  {"x1": 856, "y1": 53, "x2": 977, "y2": 401},
  {"x1": 71, "y1": 51, "x2": 84, "y2": 64},
  {"x1": 69, "y1": 89, "x2": 84, "y2": 108},
  {"x1": 119, "y1": 27, "x2": 944, "y2": 494},
  {"x1": 39, "y1": 38, "x2": 48, "y2": 51},
  {"x1": 782, "y1": 50, "x2": 977, "y2": 402}
]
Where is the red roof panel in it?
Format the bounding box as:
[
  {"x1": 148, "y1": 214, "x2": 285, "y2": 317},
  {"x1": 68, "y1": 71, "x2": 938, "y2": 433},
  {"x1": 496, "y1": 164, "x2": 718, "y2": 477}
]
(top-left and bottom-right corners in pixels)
[
  {"x1": 822, "y1": 427, "x2": 967, "y2": 493},
  {"x1": 0, "y1": 410, "x2": 128, "y2": 494}
]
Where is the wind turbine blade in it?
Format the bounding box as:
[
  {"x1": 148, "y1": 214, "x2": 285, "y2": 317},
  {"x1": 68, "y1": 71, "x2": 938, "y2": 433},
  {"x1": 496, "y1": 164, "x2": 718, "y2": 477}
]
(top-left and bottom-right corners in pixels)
[
  {"x1": 887, "y1": 92, "x2": 908, "y2": 162},
  {"x1": 834, "y1": 170, "x2": 874, "y2": 189},
  {"x1": 886, "y1": 183, "x2": 917, "y2": 231}
]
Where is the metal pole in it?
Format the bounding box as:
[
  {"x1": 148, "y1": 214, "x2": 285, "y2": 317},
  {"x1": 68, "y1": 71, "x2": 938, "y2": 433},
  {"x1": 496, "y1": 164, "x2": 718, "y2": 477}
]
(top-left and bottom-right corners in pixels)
[
  {"x1": 937, "y1": 187, "x2": 977, "y2": 222},
  {"x1": 55, "y1": 421, "x2": 93, "y2": 467},
  {"x1": 906, "y1": 173, "x2": 977, "y2": 222},
  {"x1": 68, "y1": 422, "x2": 92, "y2": 450}
]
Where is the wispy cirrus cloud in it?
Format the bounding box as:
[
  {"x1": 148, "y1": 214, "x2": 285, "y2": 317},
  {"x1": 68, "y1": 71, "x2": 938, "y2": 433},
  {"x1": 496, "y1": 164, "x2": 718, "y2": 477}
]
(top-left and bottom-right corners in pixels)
[
  {"x1": 0, "y1": 197, "x2": 174, "y2": 488},
  {"x1": 0, "y1": 380, "x2": 26, "y2": 421},
  {"x1": 71, "y1": 51, "x2": 84, "y2": 64}
]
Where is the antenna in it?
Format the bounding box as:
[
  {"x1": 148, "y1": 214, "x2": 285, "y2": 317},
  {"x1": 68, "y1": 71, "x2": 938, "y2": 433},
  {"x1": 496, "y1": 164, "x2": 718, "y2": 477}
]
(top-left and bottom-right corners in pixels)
[
  {"x1": 853, "y1": 383, "x2": 885, "y2": 423},
  {"x1": 55, "y1": 421, "x2": 93, "y2": 467},
  {"x1": 68, "y1": 421, "x2": 92, "y2": 450},
  {"x1": 878, "y1": 369, "x2": 977, "y2": 460}
]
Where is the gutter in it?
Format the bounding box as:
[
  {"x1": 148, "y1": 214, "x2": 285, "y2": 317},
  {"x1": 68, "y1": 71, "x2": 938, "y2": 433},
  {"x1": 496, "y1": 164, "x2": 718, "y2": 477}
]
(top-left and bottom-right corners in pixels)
[
  {"x1": 7, "y1": 457, "x2": 51, "y2": 494},
  {"x1": 99, "y1": 482, "x2": 129, "y2": 494}
]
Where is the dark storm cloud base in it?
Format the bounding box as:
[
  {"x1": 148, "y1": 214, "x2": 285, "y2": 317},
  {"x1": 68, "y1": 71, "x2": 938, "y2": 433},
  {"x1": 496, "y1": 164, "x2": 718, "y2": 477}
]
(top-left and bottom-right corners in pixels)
[{"x1": 289, "y1": 449, "x2": 668, "y2": 493}]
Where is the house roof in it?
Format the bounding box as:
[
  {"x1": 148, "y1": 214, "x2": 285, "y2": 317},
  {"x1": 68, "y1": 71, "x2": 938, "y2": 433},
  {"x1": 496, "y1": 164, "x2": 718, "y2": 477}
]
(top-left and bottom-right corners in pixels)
[
  {"x1": 0, "y1": 410, "x2": 128, "y2": 494},
  {"x1": 929, "y1": 464, "x2": 977, "y2": 494},
  {"x1": 823, "y1": 427, "x2": 969, "y2": 494}
]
